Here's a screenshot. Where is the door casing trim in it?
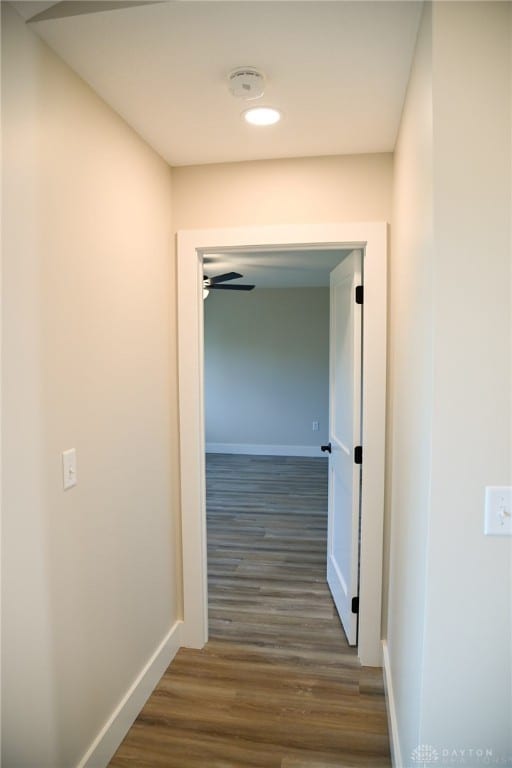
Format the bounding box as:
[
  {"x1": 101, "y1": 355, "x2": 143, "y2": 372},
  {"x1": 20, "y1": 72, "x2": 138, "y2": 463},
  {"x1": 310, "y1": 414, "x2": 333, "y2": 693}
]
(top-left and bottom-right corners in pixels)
[{"x1": 177, "y1": 223, "x2": 387, "y2": 666}]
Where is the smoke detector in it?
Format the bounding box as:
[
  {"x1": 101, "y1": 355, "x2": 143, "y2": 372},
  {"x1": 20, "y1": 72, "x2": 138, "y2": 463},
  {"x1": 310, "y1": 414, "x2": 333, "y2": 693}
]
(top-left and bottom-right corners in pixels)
[{"x1": 228, "y1": 67, "x2": 265, "y2": 101}]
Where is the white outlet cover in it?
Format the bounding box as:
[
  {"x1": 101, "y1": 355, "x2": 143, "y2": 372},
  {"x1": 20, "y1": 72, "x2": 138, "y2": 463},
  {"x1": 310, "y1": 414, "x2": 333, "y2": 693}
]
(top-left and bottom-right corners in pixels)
[
  {"x1": 484, "y1": 486, "x2": 512, "y2": 536},
  {"x1": 62, "y1": 448, "x2": 77, "y2": 491}
]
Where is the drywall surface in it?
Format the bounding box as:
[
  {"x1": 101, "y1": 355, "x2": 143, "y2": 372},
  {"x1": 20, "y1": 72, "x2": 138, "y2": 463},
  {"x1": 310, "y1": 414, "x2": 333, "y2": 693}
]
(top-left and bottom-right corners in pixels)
[
  {"x1": 387, "y1": 3, "x2": 433, "y2": 763},
  {"x1": 1, "y1": 6, "x2": 179, "y2": 767},
  {"x1": 388, "y1": 2, "x2": 512, "y2": 765},
  {"x1": 205, "y1": 288, "x2": 329, "y2": 450},
  {"x1": 173, "y1": 153, "x2": 392, "y2": 229},
  {"x1": 421, "y1": 1, "x2": 511, "y2": 759}
]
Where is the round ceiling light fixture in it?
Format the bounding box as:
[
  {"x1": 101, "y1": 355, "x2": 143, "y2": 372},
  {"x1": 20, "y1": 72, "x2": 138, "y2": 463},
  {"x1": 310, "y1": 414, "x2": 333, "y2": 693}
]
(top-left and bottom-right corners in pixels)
[
  {"x1": 243, "y1": 106, "x2": 281, "y2": 126},
  {"x1": 228, "y1": 67, "x2": 265, "y2": 101}
]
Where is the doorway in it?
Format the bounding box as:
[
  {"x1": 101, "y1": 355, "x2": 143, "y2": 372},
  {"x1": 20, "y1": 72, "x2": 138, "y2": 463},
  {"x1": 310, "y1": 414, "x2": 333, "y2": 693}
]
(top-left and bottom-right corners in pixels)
[{"x1": 177, "y1": 222, "x2": 387, "y2": 667}]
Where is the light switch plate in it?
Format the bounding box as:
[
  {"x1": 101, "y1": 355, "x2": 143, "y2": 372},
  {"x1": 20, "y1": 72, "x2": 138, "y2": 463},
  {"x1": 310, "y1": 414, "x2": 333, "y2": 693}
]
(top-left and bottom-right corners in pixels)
[
  {"x1": 62, "y1": 448, "x2": 77, "y2": 490},
  {"x1": 484, "y1": 486, "x2": 512, "y2": 536}
]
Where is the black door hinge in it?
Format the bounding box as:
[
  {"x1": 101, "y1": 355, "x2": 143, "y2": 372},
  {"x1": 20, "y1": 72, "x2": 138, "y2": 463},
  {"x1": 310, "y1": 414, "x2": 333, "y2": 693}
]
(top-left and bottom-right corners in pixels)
[
  {"x1": 351, "y1": 596, "x2": 359, "y2": 614},
  {"x1": 355, "y1": 285, "x2": 364, "y2": 305},
  {"x1": 354, "y1": 446, "x2": 363, "y2": 464}
]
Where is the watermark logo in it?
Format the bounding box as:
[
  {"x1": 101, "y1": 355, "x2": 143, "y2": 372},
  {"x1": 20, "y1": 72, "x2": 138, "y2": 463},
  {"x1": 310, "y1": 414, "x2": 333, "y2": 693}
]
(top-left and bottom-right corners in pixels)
[
  {"x1": 411, "y1": 745, "x2": 506, "y2": 765},
  {"x1": 412, "y1": 744, "x2": 440, "y2": 764}
]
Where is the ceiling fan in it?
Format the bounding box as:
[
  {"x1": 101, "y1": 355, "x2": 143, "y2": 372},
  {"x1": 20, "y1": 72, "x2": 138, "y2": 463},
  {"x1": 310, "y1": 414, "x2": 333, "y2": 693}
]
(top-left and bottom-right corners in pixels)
[{"x1": 203, "y1": 272, "x2": 255, "y2": 295}]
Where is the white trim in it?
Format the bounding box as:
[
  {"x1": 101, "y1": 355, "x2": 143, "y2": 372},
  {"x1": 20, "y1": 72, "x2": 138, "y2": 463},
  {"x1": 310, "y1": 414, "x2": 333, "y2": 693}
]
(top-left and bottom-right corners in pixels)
[
  {"x1": 357, "y1": 225, "x2": 387, "y2": 666},
  {"x1": 76, "y1": 621, "x2": 182, "y2": 768},
  {"x1": 206, "y1": 442, "x2": 327, "y2": 458},
  {"x1": 178, "y1": 247, "x2": 208, "y2": 649},
  {"x1": 382, "y1": 640, "x2": 402, "y2": 768},
  {"x1": 177, "y1": 222, "x2": 387, "y2": 666}
]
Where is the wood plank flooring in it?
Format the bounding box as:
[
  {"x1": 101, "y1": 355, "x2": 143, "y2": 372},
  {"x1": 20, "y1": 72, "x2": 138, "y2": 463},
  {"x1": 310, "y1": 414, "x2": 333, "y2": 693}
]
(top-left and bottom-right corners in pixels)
[{"x1": 109, "y1": 454, "x2": 391, "y2": 768}]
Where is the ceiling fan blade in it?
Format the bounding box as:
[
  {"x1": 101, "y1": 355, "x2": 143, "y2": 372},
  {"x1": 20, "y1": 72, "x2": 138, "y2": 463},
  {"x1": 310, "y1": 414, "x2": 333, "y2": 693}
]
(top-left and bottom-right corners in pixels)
[
  {"x1": 209, "y1": 272, "x2": 243, "y2": 285},
  {"x1": 210, "y1": 284, "x2": 255, "y2": 291},
  {"x1": 27, "y1": 1, "x2": 163, "y2": 23}
]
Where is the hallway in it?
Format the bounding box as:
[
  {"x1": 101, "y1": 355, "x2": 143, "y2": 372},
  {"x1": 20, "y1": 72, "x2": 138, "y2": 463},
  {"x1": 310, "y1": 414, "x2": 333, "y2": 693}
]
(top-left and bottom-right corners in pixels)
[{"x1": 109, "y1": 455, "x2": 391, "y2": 767}]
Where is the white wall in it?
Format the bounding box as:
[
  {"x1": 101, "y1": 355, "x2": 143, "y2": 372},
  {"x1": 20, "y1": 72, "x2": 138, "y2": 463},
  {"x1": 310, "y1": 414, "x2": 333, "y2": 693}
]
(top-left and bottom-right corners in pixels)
[
  {"x1": 205, "y1": 288, "x2": 329, "y2": 453},
  {"x1": 173, "y1": 153, "x2": 393, "y2": 229},
  {"x1": 1, "y1": 6, "x2": 180, "y2": 767},
  {"x1": 387, "y1": 2, "x2": 512, "y2": 764},
  {"x1": 422, "y1": 1, "x2": 511, "y2": 756},
  {"x1": 386, "y1": 4, "x2": 433, "y2": 762}
]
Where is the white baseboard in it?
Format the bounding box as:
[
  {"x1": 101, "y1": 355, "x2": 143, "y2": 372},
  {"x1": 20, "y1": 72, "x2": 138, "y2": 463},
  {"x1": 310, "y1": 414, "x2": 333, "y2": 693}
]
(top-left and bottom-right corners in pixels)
[
  {"x1": 382, "y1": 640, "x2": 402, "y2": 768},
  {"x1": 76, "y1": 620, "x2": 182, "y2": 768},
  {"x1": 206, "y1": 442, "x2": 326, "y2": 458}
]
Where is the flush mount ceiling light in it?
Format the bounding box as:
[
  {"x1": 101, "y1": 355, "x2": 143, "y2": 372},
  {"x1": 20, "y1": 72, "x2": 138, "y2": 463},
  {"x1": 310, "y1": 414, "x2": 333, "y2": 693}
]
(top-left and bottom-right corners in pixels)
[{"x1": 243, "y1": 106, "x2": 281, "y2": 126}]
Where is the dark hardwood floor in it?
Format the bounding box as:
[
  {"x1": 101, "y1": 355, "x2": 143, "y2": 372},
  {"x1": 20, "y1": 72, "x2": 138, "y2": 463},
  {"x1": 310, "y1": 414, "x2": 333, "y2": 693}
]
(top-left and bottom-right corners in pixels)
[{"x1": 109, "y1": 454, "x2": 391, "y2": 768}]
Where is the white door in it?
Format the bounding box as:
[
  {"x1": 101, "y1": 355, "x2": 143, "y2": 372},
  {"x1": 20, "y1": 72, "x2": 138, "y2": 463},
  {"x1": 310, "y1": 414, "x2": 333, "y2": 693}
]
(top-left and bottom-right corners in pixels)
[{"x1": 325, "y1": 250, "x2": 362, "y2": 646}]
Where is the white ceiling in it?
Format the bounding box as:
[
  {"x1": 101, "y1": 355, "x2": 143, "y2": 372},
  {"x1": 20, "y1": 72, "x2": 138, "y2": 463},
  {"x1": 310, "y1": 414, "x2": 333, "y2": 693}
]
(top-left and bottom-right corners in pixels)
[
  {"x1": 203, "y1": 248, "x2": 351, "y2": 288},
  {"x1": 19, "y1": 0, "x2": 423, "y2": 166},
  {"x1": 12, "y1": 0, "x2": 419, "y2": 287}
]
